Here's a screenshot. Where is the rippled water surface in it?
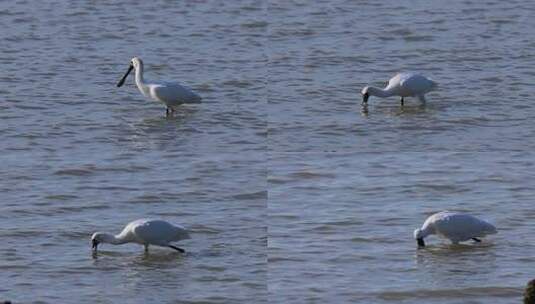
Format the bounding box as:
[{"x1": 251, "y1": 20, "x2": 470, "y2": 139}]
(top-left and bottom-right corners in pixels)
[
  {"x1": 3, "y1": 0, "x2": 535, "y2": 303},
  {"x1": 267, "y1": 0, "x2": 535, "y2": 303},
  {"x1": 269, "y1": 152, "x2": 535, "y2": 303},
  {"x1": 268, "y1": 0, "x2": 535, "y2": 152},
  {"x1": 1, "y1": 1, "x2": 266, "y2": 303}
]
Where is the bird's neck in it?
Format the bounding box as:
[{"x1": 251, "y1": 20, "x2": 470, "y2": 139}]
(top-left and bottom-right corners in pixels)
[
  {"x1": 368, "y1": 86, "x2": 394, "y2": 98},
  {"x1": 134, "y1": 64, "x2": 149, "y2": 96},
  {"x1": 419, "y1": 225, "x2": 434, "y2": 238},
  {"x1": 102, "y1": 233, "x2": 129, "y2": 245}
]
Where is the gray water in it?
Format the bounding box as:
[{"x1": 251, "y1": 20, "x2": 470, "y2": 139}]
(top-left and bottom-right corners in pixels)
[
  {"x1": 268, "y1": 0, "x2": 535, "y2": 152},
  {"x1": 1, "y1": 1, "x2": 266, "y2": 303},
  {"x1": 2, "y1": 0, "x2": 535, "y2": 303},
  {"x1": 269, "y1": 152, "x2": 535, "y2": 303},
  {"x1": 267, "y1": 0, "x2": 535, "y2": 303}
]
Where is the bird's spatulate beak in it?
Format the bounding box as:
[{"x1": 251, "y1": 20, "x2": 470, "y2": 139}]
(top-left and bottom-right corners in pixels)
[
  {"x1": 92, "y1": 239, "x2": 99, "y2": 251},
  {"x1": 116, "y1": 64, "x2": 133, "y2": 87},
  {"x1": 362, "y1": 92, "x2": 369, "y2": 104},
  {"x1": 417, "y1": 238, "x2": 425, "y2": 248}
]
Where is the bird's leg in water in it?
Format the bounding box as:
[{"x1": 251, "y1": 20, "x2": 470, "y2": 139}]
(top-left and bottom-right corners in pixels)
[
  {"x1": 166, "y1": 108, "x2": 170, "y2": 117},
  {"x1": 169, "y1": 245, "x2": 185, "y2": 253},
  {"x1": 472, "y1": 238, "x2": 481, "y2": 242},
  {"x1": 400, "y1": 97, "x2": 404, "y2": 106},
  {"x1": 144, "y1": 244, "x2": 149, "y2": 252}
]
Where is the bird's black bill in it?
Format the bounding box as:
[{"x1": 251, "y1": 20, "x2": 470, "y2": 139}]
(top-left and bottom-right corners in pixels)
[
  {"x1": 417, "y1": 238, "x2": 425, "y2": 248},
  {"x1": 362, "y1": 93, "x2": 369, "y2": 104},
  {"x1": 92, "y1": 239, "x2": 99, "y2": 251},
  {"x1": 116, "y1": 64, "x2": 133, "y2": 87},
  {"x1": 169, "y1": 245, "x2": 185, "y2": 253}
]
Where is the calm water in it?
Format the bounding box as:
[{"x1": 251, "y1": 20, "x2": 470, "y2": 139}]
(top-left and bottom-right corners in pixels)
[{"x1": 2, "y1": 0, "x2": 535, "y2": 303}]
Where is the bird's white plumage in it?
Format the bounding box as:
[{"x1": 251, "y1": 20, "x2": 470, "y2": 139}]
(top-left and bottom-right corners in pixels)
[
  {"x1": 414, "y1": 211, "x2": 497, "y2": 245},
  {"x1": 362, "y1": 72, "x2": 437, "y2": 103},
  {"x1": 91, "y1": 219, "x2": 190, "y2": 252},
  {"x1": 121, "y1": 219, "x2": 190, "y2": 245},
  {"x1": 149, "y1": 82, "x2": 201, "y2": 107},
  {"x1": 117, "y1": 57, "x2": 201, "y2": 114}
]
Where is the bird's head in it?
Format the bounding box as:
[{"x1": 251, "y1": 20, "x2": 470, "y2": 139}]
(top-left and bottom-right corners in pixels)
[
  {"x1": 413, "y1": 228, "x2": 425, "y2": 248},
  {"x1": 413, "y1": 228, "x2": 424, "y2": 239},
  {"x1": 91, "y1": 232, "x2": 114, "y2": 251},
  {"x1": 91, "y1": 232, "x2": 102, "y2": 251},
  {"x1": 117, "y1": 57, "x2": 142, "y2": 87},
  {"x1": 361, "y1": 86, "x2": 370, "y2": 104},
  {"x1": 131, "y1": 57, "x2": 143, "y2": 69}
]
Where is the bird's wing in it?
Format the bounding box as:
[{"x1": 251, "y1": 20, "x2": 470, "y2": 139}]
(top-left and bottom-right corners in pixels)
[
  {"x1": 133, "y1": 220, "x2": 175, "y2": 245},
  {"x1": 384, "y1": 73, "x2": 403, "y2": 91},
  {"x1": 422, "y1": 211, "x2": 450, "y2": 229},
  {"x1": 399, "y1": 73, "x2": 435, "y2": 95},
  {"x1": 115, "y1": 219, "x2": 145, "y2": 242},
  {"x1": 151, "y1": 83, "x2": 201, "y2": 104},
  {"x1": 436, "y1": 214, "x2": 494, "y2": 240}
]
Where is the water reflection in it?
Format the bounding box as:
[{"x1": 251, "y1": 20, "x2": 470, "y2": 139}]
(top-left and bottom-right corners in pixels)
[
  {"x1": 414, "y1": 243, "x2": 498, "y2": 285},
  {"x1": 360, "y1": 103, "x2": 369, "y2": 117},
  {"x1": 360, "y1": 101, "x2": 430, "y2": 118},
  {"x1": 393, "y1": 103, "x2": 428, "y2": 116},
  {"x1": 138, "y1": 106, "x2": 199, "y2": 128}
]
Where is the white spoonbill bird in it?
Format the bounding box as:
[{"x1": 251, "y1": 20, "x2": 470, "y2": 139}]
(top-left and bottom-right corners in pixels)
[
  {"x1": 116, "y1": 57, "x2": 202, "y2": 116},
  {"x1": 91, "y1": 219, "x2": 191, "y2": 253},
  {"x1": 414, "y1": 211, "x2": 497, "y2": 248},
  {"x1": 361, "y1": 72, "x2": 437, "y2": 105}
]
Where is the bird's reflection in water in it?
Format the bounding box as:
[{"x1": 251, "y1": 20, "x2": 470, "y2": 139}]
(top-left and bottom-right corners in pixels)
[
  {"x1": 394, "y1": 103, "x2": 428, "y2": 116},
  {"x1": 360, "y1": 103, "x2": 369, "y2": 117},
  {"x1": 142, "y1": 105, "x2": 199, "y2": 125},
  {"x1": 413, "y1": 242, "x2": 497, "y2": 285},
  {"x1": 135, "y1": 250, "x2": 186, "y2": 264},
  {"x1": 373, "y1": 103, "x2": 429, "y2": 118},
  {"x1": 360, "y1": 101, "x2": 431, "y2": 118}
]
